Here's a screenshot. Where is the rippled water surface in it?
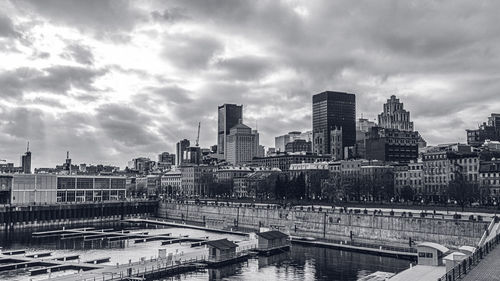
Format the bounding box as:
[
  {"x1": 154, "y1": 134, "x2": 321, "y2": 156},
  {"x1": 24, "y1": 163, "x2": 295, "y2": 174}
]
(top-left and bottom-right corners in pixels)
[{"x1": 0, "y1": 222, "x2": 410, "y2": 281}]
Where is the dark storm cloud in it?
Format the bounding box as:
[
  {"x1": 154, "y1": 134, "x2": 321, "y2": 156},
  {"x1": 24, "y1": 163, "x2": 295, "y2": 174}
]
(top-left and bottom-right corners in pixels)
[
  {"x1": 61, "y1": 43, "x2": 94, "y2": 65},
  {"x1": 0, "y1": 66, "x2": 107, "y2": 99},
  {"x1": 0, "y1": 13, "x2": 20, "y2": 38},
  {"x1": 149, "y1": 86, "x2": 193, "y2": 104},
  {"x1": 1, "y1": 107, "x2": 46, "y2": 139},
  {"x1": 214, "y1": 56, "x2": 274, "y2": 81},
  {"x1": 95, "y1": 104, "x2": 163, "y2": 148},
  {"x1": 4, "y1": 0, "x2": 500, "y2": 167},
  {"x1": 162, "y1": 34, "x2": 223, "y2": 70}
]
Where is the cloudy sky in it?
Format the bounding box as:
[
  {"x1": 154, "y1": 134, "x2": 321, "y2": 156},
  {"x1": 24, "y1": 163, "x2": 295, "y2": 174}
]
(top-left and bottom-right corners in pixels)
[{"x1": 1, "y1": 0, "x2": 499, "y2": 168}]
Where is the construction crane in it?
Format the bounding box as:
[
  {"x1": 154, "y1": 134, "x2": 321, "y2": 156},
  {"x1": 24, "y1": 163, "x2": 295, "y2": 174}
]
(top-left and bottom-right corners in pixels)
[{"x1": 195, "y1": 122, "x2": 201, "y2": 147}]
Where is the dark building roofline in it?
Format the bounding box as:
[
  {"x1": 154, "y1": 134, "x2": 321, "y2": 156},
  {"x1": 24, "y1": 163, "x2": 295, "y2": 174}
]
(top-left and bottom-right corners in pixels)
[
  {"x1": 312, "y1": 91, "x2": 355, "y2": 103},
  {"x1": 205, "y1": 238, "x2": 237, "y2": 249},
  {"x1": 256, "y1": 230, "x2": 289, "y2": 240}
]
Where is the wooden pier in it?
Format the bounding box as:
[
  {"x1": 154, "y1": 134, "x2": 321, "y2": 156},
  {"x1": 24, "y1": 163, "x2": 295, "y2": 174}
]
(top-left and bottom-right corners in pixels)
[{"x1": 0, "y1": 252, "x2": 104, "y2": 275}]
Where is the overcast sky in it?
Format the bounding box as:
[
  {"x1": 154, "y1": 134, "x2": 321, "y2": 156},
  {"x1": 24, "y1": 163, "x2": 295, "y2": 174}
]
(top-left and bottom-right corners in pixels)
[{"x1": 1, "y1": 0, "x2": 500, "y2": 168}]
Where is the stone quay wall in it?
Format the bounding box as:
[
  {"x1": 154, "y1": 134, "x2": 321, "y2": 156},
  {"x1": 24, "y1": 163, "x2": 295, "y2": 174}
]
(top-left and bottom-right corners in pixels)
[{"x1": 158, "y1": 202, "x2": 489, "y2": 247}]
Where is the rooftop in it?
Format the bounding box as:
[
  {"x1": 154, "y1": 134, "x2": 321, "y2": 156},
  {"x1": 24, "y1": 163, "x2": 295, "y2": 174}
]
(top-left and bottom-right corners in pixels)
[
  {"x1": 205, "y1": 239, "x2": 237, "y2": 250},
  {"x1": 256, "y1": 230, "x2": 289, "y2": 240},
  {"x1": 417, "y1": 242, "x2": 449, "y2": 253}
]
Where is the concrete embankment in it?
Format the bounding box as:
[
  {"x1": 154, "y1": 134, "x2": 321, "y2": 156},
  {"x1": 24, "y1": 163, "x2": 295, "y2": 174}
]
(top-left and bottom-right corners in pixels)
[{"x1": 158, "y1": 202, "x2": 489, "y2": 248}]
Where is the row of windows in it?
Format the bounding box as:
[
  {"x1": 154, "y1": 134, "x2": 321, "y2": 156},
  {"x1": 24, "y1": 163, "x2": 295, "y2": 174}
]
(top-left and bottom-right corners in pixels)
[
  {"x1": 481, "y1": 173, "x2": 500, "y2": 178},
  {"x1": 57, "y1": 178, "x2": 126, "y2": 190},
  {"x1": 56, "y1": 190, "x2": 125, "y2": 202}
]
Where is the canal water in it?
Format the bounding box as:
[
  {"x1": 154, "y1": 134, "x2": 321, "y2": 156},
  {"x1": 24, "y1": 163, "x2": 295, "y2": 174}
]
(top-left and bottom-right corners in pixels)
[{"x1": 0, "y1": 222, "x2": 410, "y2": 281}]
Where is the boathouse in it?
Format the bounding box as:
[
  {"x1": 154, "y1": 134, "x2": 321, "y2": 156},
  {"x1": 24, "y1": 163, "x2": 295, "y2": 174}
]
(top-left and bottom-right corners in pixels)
[
  {"x1": 417, "y1": 242, "x2": 450, "y2": 266},
  {"x1": 256, "y1": 230, "x2": 289, "y2": 251},
  {"x1": 206, "y1": 239, "x2": 238, "y2": 262}
]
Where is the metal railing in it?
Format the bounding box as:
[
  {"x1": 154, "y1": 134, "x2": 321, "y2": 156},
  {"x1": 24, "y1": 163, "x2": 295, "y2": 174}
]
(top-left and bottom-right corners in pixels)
[
  {"x1": 74, "y1": 244, "x2": 257, "y2": 281},
  {"x1": 437, "y1": 218, "x2": 500, "y2": 281}
]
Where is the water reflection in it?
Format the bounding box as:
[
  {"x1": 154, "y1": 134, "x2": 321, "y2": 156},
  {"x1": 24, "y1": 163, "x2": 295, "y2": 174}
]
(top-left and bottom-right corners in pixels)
[{"x1": 1, "y1": 223, "x2": 410, "y2": 281}]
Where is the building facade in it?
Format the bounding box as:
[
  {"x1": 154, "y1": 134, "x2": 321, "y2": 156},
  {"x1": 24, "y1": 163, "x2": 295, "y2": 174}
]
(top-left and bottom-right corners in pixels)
[
  {"x1": 176, "y1": 139, "x2": 190, "y2": 166},
  {"x1": 479, "y1": 160, "x2": 500, "y2": 203},
  {"x1": 21, "y1": 149, "x2": 31, "y2": 174},
  {"x1": 161, "y1": 169, "x2": 182, "y2": 196},
  {"x1": 275, "y1": 131, "x2": 312, "y2": 152},
  {"x1": 217, "y1": 104, "x2": 243, "y2": 158},
  {"x1": 289, "y1": 162, "x2": 330, "y2": 199},
  {"x1": 226, "y1": 122, "x2": 258, "y2": 165},
  {"x1": 378, "y1": 95, "x2": 414, "y2": 131},
  {"x1": 422, "y1": 149, "x2": 479, "y2": 201},
  {"x1": 180, "y1": 165, "x2": 215, "y2": 197},
  {"x1": 1, "y1": 174, "x2": 127, "y2": 205},
  {"x1": 466, "y1": 113, "x2": 500, "y2": 147},
  {"x1": 285, "y1": 139, "x2": 312, "y2": 153},
  {"x1": 249, "y1": 153, "x2": 331, "y2": 171},
  {"x1": 365, "y1": 127, "x2": 420, "y2": 163},
  {"x1": 312, "y1": 91, "x2": 356, "y2": 156},
  {"x1": 408, "y1": 161, "x2": 424, "y2": 196}
]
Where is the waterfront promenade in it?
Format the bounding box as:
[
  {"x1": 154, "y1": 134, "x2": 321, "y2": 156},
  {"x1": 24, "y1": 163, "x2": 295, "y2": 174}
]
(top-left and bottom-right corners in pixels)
[{"x1": 461, "y1": 244, "x2": 500, "y2": 281}]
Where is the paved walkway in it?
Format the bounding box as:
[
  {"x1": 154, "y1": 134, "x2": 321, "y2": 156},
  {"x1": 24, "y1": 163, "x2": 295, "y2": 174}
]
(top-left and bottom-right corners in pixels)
[{"x1": 461, "y1": 245, "x2": 500, "y2": 281}]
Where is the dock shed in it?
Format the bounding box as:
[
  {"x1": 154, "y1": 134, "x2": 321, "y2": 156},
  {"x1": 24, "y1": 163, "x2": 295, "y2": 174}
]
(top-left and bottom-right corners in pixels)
[
  {"x1": 206, "y1": 239, "x2": 238, "y2": 262},
  {"x1": 417, "y1": 242, "x2": 449, "y2": 266},
  {"x1": 256, "y1": 230, "x2": 289, "y2": 251}
]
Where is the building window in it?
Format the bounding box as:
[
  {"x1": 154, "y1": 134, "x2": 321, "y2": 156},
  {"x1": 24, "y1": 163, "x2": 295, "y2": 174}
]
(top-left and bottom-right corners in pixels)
[{"x1": 57, "y1": 178, "x2": 75, "y2": 189}]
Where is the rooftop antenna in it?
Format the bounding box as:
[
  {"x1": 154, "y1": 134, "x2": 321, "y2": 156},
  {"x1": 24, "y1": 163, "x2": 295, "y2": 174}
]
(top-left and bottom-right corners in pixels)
[
  {"x1": 27, "y1": 141, "x2": 30, "y2": 152},
  {"x1": 66, "y1": 151, "x2": 69, "y2": 159}
]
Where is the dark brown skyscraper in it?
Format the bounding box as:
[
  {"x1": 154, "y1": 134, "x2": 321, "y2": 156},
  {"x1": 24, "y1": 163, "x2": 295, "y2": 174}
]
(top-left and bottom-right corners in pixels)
[
  {"x1": 217, "y1": 104, "x2": 243, "y2": 158},
  {"x1": 312, "y1": 91, "x2": 356, "y2": 157}
]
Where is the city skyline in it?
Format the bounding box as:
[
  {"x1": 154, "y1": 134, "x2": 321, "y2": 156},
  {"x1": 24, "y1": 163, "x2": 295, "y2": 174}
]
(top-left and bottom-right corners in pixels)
[{"x1": 1, "y1": 0, "x2": 500, "y2": 168}]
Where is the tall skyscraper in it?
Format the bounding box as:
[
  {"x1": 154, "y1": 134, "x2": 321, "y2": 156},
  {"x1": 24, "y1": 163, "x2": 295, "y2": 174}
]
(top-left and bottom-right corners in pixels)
[
  {"x1": 378, "y1": 95, "x2": 414, "y2": 131},
  {"x1": 21, "y1": 142, "x2": 31, "y2": 174},
  {"x1": 226, "y1": 120, "x2": 259, "y2": 165},
  {"x1": 312, "y1": 91, "x2": 356, "y2": 156},
  {"x1": 176, "y1": 139, "x2": 190, "y2": 166},
  {"x1": 217, "y1": 104, "x2": 243, "y2": 158},
  {"x1": 364, "y1": 95, "x2": 420, "y2": 163}
]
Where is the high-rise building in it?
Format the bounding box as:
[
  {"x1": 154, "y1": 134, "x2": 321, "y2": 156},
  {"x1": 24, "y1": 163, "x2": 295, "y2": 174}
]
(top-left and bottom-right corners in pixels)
[
  {"x1": 364, "y1": 95, "x2": 421, "y2": 163},
  {"x1": 176, "y1": 139, "x2": 190, "y2": 166},
  {"x1": 63, "y1": 151, "x2": 72, "y2": 174},
  {"x1": 158, "y1": 152, "x2": 175, "y2": 171},
  {"x1": 21, "y1": 142, "x2": 31, "y2": 174},
  {"x1": 355, "y1": 118, "x2": 377, "y2": 159},
  {"x1": 183, "y1": 146, "x2": 201, "y2": 165},
  {"x1": 226, "y1": 120, "x2": 259, "y2": 165},
  {"x1": 312, "y1": 91, "x2": 356, "y2": 156},
  {"x1": 488, "y1": 113, "x2": 500, "y2": 129},
  {"x1": 158, "y1": 152, "x2": 175, "y2": 165},
  {"x1": 217, "y1": 104, "x2": 243, "y2": 158},
  {"x1": 378, "y1": 95, "x2": 414, "y2": 131}
]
